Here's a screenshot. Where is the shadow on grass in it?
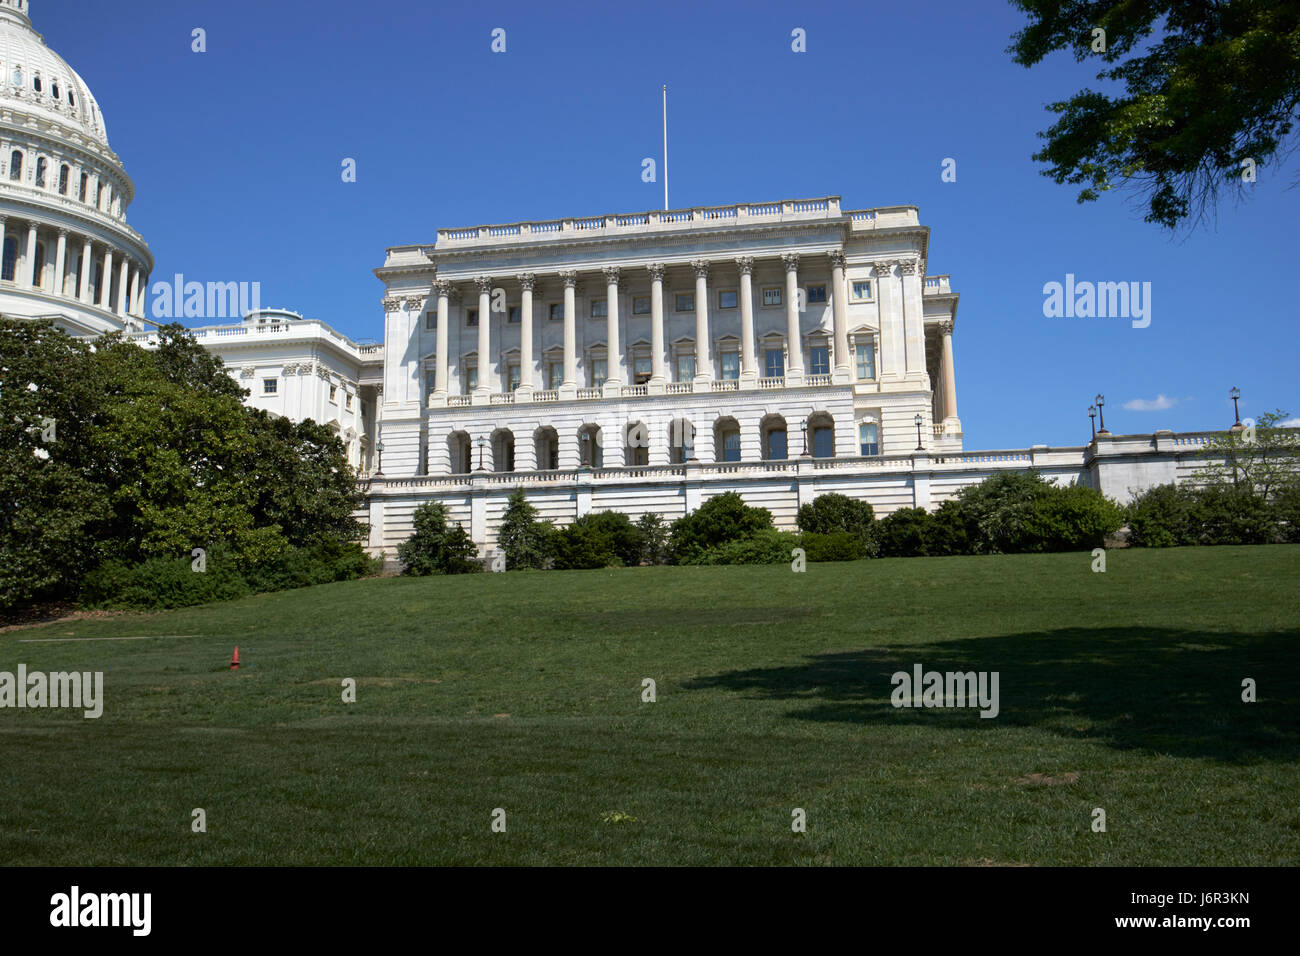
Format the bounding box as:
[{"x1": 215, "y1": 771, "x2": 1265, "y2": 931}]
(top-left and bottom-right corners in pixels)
[{"x1": 685, "y1": 628, "x2": 1299, "y2": 763}]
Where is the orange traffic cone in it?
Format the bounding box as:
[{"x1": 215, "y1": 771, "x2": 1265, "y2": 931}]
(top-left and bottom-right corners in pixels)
[{"x1": 230, "y1": 646, "x2": 240, "y2": 670}]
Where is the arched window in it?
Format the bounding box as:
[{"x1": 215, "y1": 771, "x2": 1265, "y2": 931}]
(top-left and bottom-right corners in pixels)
[
  {"x1": 32, "y1": 73, "x2": 41, "y2": 93},
  {"x1": 808, "y1": 412, "x2": 835, "y2": 459},
  {"x1": 577, "y1": 424, "x2": 602, "y2": 468},
  {"x1": 761, "y1": 414, "x2": 788, "y2": 461},
  {"x1": 51, "y1": 81, "x2": 59, "y2": 99},
  {"x1": 447, "y1": 431, "x2": 472, "y2": 475},
  {"x1": 96, "y1": 182, "x2": 104, "y2": 209},
  {"x1": 624, "y1": 421, "x2": 649, "y2": 467},
  {"x1": 33, "y1": 242, "x2": 45, "y2": 290},
  {"x1": 859, "y1": 422, "x2": 880, "y2": 457},
  {"x1": 8, "y1": 150, "x2": 21, "y2": 181},
  {"x1": 92, "y1": 261, "x2": 103, "y2": 303},
  {"x1": 78, "y1": 171, "x2": 87, "y2": 202},
  {"x1": 68, "y1": 90, "x2": 75, "y2": 108},
  {"x1": 714, "y1": 417, "x2": 741, "y2": 463},
  {"x1": 1, "y1": 236, "x2": 17, "y2": 282},
  {"x1": 534, "y1": 426, "x2": 558, "y2": 471},
  {"x1": 667, "y1": 418, "x2": 694, "y2": 464},
  {"x1": 12, "y1": 67, "x2": 21, "y2": 87},
  {"x1": 34, "y1": 156, "x2": 46, "y2": 188},
  {"x1": 58, "y1": 164, "x2": 69, "y2": 195},
  {"x1": 492, "y1": 429, "x2": 515, "y2": 473}
]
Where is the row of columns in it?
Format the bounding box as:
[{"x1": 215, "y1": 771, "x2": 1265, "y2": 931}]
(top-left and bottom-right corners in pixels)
[
  {"x1": 426, "y1": 251, "x2": 855, "y2": 402},
  {"x1": 0, "y1": 216, "x2": 148, "y2": 319}
]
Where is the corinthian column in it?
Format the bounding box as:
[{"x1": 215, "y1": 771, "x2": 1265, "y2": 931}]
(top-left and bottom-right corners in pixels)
[
  {"x1": 517, "y1": 273, "x2": 536, "y2": 398},
  {"x1": 117, "y1": 256, "x2": 130, "y2": 315},
  {"x1": 648, "y1": 263, "x2": 666, "y2": 392},
  {"x1": 53, "y1": 230, "x2": 68, "y2": 298},
  {"x1": 433, "y1": 279, "x2": 451, "y2": 403},
  {"x1": 940, "y1": 319, "x2": 960, "y2": 430},
  {"x1": 23, "y1": 222, "x2": 38, "y2": 290},
  {"x1": 475, "y1": 275, "x2": 493, "y2": 399},
  {"x1": 603, "y1": 265, "x2": 622, "y2": 395},
  {"x1": 99, "y1": 249, "x2": 113, "y2": 310},
  {"x1": 782, "y1": 254, "x2": 802, "y2": 384},
  {"x1": 736, "y1": 256, "x2": 756, "y2": 386},
  {"x1": 829, "y1": 249, "x2": 850, "y2": 383},
  {"x1": 79, "y1": 238, "x2": 93, "y2": 304},
  {"x1": 560, "y1": 271, "x2": 578, "y2": 398},
  {"x1": 692, "y1": 259, "x2": 711, "y2": 389}
]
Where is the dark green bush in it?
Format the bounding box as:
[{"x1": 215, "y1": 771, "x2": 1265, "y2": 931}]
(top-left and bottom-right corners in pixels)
[
  {"x1": 685, "y1": 529, "x2": 798, "y2": 565},
  {"x1": 878, "y1": 507, "x2": 934, "y2": 557},
  {"x1": 636, "y1": 512, "x2": 670, "y2": 565},
  {"x1": 498, "y1": 489, "x2": 555, "y2": 569},
  {"x1": 1021, "y1": 483, "x2": 1126, "y2": 552},
  {"x1": 1191, "y1": 486, "x2": 1274, "y2": 545},
  {"x1": 797, "y1": 493, "x2": 875, "y2": 536},
  {"x1": 926, "y1": 500, "x2": 975, "y2": 555},
  {"x1": 669, "y1": 492, "x2": 774, "y2": 564},
  {"x1": 1272, "y1": 484, "x2": 1300, "y2": 543},
  {"x1": 81, "y1": 546, "x2": 250, "y2": 610},
  {"x1": 1126, "y1": 483, "x2": 1198, "y2": 547},
  {"x1": 399, "y1": 502, "x2": 482, "y2": 575},
  {"x1": 799, "y1": 531, "x2": 866, "y2": 562},
  {"x1": 552, "y1": 520, "x2": 618, "y2": 570},
  {"x1": 244, "y1": 540, "x2": 379, "y2": 592}
]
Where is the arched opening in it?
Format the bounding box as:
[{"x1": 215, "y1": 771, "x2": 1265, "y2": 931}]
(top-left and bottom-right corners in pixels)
[
  {"x1": 667, "y1": 418, "x2": 694, "y2": 464},
  {"x1": 714, "y1": 416, "x2": 741, "y2": 463},
  {"x1": 78, "y1": 171, "x2": 87, "y2": 202},
  {"x1": 808, "y1": 411, "x2": 835, "y2": 458},
  {"x1": 534, "y1": 425, "x2": 558, "y2": 471},
  {"x1": 624, "y1": 420, "x2": 649, "y2": 467},
  {"x1": 32, "y1": 242, "x2": 45, "y2": 290},
  {"x1": 1, "y1": 235, "x2": 16, "y2": 282},
  {"x1": 577, "y1": 423, "x2": 603, "y2": 468},
  {"x1": 448, "y1": 431, "x2": 471, "y2": 475},
  {"x1": 8, "y1": 150, "x2": 21, "y2": 182},
  {"x1": 492, "y1": 428, "x2": 515, "y2": 473},
  {"x1": 760, "y1": 414, "x2": 788, "y2": 461},
  {"x1": 34, "y1": 156, "x2": 46, "y2": 188},
  {"x1": 58, "y1": 164, "x2": 69, "y2": 195},
  {"x1": 93, "y1": 261, "x2": 103, "y2": 302}
]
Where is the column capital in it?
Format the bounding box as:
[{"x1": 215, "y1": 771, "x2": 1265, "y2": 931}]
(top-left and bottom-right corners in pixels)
[
  {"x1": 899, "y1": 259, "x2": 919, "y2": 276},
  {"x1": 782, "y1": 252, "x2": 800, "y2": 272},
  {"x1": 383, "y1": 297, "x2": 401, "y2": 313},
  {"x1": 473, "y1": 275, "x2": 493, "y2": 295},
  {"x1": 873, "y1": 260, "x2": 894, "y2": 278},
  {"x1": 828, "y1": 249, "x2": 846, "y2": 270},
  {"x1": 647, "y1": 262, "x2": 665, "y2": 282},
  {"x1": 56, "y1": 227, "x2": 69, "y2": 238},
  {"x1": 434, "y1": 278, "x2": 453, "y2": 298},
  {"x1": 601, "y1": 265, "x2": 620, "y2": 284},
  {"x1": 735, "y1": 256, "x2": 754, "y2": 275},
  {"x1": 938, "y1": 319, "x2": 955, "y2": 336},
  {"x1": 401, "y1": 296, "x2": 424, "y2": 312},
  {"x1": 517, "y1": 272, "x2": 536, "y2": 291},
  {"x1": 560, "y1": 270, "x2": 578, "y2": 288},
  {"x1": 691, "y1": 259, "x2": 710, "y2": 279}
]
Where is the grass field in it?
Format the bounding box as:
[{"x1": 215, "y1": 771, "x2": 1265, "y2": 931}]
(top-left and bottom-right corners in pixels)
[{"x1": 1, "y1": 545, "x2": 1297, "y2": 866}]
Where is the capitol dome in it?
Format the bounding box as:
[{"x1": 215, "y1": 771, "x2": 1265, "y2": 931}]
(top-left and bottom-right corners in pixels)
[{"x1": 0, "y1": 0, "x2": 153, "y2": 336}]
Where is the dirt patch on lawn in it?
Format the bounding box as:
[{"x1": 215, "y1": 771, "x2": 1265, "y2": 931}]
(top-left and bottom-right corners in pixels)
[{"x1": 1018, "y1": 771, "x2": 1080, "y2": 786}]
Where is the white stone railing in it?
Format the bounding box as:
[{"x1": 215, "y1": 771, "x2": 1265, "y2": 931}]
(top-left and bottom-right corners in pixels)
[
  {"x1": 711, "y1": 379, "x2": 739, "y2": 392},
  {"x1": 490, "y1": 392, "x2": 515, "y2": 405},
  {"x1": 666, "y1": 382, "x2": 693, "y2": 395},
  {"x1": 621, "y1": 384, "x2": 648, "y2": 397},
  {"x1": 447, "y1": 395, "x2": 471, "y2": 407},
  {"x1": 923, "y1": 275, "x2": 952, "y2": 294},
  {"x1": 577, "y1": 387, "x2": 601, "y2": 399},
  {"x1": 757, "y1": 376, "x2": 785, "y2": 389},
  {"x1": 804, "y1": 374, "x2": 832, "y2": 386},
  {"x1": 533, "y1": 389, "x2": 559, "y2": 403}
]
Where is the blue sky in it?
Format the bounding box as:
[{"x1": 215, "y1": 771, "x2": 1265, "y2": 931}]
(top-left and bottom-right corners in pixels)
[{"x1": 47, "y1": 0, "x2": 1297, "y2": 449}]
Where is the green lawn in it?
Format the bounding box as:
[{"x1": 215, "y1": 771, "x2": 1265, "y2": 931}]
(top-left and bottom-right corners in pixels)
[{"x1": 1, "y1": 546, "x2": 1297, "y2": 866}]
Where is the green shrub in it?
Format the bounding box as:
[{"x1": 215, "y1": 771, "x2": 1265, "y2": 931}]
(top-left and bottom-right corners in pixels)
[
  {"x1": 1126, "y1": 483, "x2": 1199, "y2": 547},
  {"x1": 669, "y1": 492, "x2": 774, "y2": 564},
  {"x1": 926, "y1": 500, "x2": 975, "y2": 555},
  {"x1": 686, "y1": 529, "x2": 799, "y2": 565},
  {"x1": 498, "y1": 489, "x2": 555, "y2": 569},
  {"x1": 244, "y1": 540, "x2": 379, "y2": 592},
  {"x1": 1272, "y1": 484, "x2": 1300, "y2": 543},
  {"x1": 552, "y1": 520, "x2": 618, "y2": 570},
  {"x1": 950, "y1": 471, "x2": 1053, "y2": 554},
  {"x1": 636, "y1": 512, "x2": 670, "y2": 565},
  {"x1": 1021, "y1": 483, "x2": 1126, "y2": 552},
  {"x1": 799, "y1": 531, "x2": 866, "y2": 562},
  {"x1": 878, "y1": 508, "x2": 933, "y2": 557},
  {"x1": 797, "y1": 493, "x2": 875, "y2": 536},
  {"x1": 398, "y1": 503, "x2": 482, "y2": 575},
  {"x1": 1191, "y1": 486, "x2": 1274, "y2": 545},
  {"x1": 81, "y1": 546, "x2": 250, "y2": 610}
]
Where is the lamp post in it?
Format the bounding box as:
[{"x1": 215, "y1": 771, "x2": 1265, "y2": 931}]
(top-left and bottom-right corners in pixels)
[
  {"x1": 1229, "y1": 386, "x2": 1243, "y2": 431},
  {"x1": 1095, "y1": 394, "x2": 1109, "y2": 435},
  {"x1": 580, "y1": 431, "x2": 591, "y2": 468},
  {"x1": 687, "y1": 423, "x2": 697, "y2": 462},
  {"x1": 375, "y1": 441, "x2": 384, "y2": 476},
  {"x1": 1088, "y1": 406, "x2": 1097, "y2": 441},
  {"x1": 800, "y1": 420, "x2": 810, "y2": 457},
  {"x1": 914, "y1": 414, "x2": 924, "y2": 451},
  {"x1": 476, "y1": 436, "x2": 487, "y2": 471}
]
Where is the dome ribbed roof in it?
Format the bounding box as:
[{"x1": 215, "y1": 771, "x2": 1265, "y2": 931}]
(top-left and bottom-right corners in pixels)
[{"x1": 0, "y1": 1, "x2": 111, "y2": 149}]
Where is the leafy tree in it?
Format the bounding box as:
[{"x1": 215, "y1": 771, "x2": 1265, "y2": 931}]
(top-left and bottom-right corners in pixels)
[
  {"x1": 635, "y1": 512, "x2": 669, "y2": 565},
  {"x1": 498, "y1": 488, "x2": 554, "y2": 569},
  {"x1": 950, "y1": 471, "x2": 1055, "y2": 554},
  {"x1": 1196, "y1": 410, "x2": 1300, "y2": 501},
  {"x1": 926, "y1": 500, "x2": 975, "y2": 556},
  {"x1": 878, "y1": 508, "x2": 934, "y2": 558},
  {"x1": 552, "y1": 520, "x2": 617, "y2": 570},
  {"x1": 686, "y1": 528, "x2": 799, "y2": 565},
  {"x1": 1022, "y1": 483, "x2": 1126, "y2": 551},
  {"x1": 1126, "y1": 483, "x2": 1199, "y2": 547},
  {"x1": 1008, "y1": 0, "x2": 1300, "y2": 228},
  {"x1": 398, "y1": 502, "x2": 481, "y2": 575},
  {"x1": 797, "y1": 493, "x2": 875, "y2": 536},
  {"x1": 668, "y1": 492, "x2": 774, "y2": 564}
]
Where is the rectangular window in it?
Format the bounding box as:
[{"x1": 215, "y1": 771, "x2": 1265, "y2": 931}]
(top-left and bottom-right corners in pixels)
[
  {"x1": 548, "y1": 361, "x2": 563, "y2": 390},
  {"x1": 634, "y1": 356, "x2": 651, "y2": 384},
  {"x1": 262, "y1": 378, "x2": 277, "y2": 395},
  {"x1": 813, "y1": 427, "x2": 833, "y2": 458},
  {"x1": 466, "y1": 309, "x2": 478, "y2": 327},
  {"x1": 859, "y1": 423, "x2": 880, "y2": 457},
  {"x1": 426, "y1": 371, "x2": 436, "y2": 395},
  {"x1": 720, "y1": 352, "x2": 739, "y2": 380},
  {"x1": 762, "y1": 287, "x2": 782, "y2": 307},
  {"x1": 329, "y1": 385, "x2": 337, "y2": 403},
  {"x1": 425, "y1": 312, "x2": 436, "y2": 331},
  {"x1": 810, "y1": 346, "x2": 829, "y2": 376},
  {"x1": 591, "y1": 359, "x2": 607, "y2": 387},
  {"x1": 508, "y1": 305, "x2": 521, "y2": 324},
  {"x1": 723, "y1": 431, "x2": 741, "y2": 462},
  {"x1": 549, "y1": 303, "x2": 563, "y2": 321},
  {"x1": 591, "y1": 298, "x2": 608, "y2": 319},
  {"x1": 632, "y1": 295, "x2": 651, "y2": 315},
  {"x1": 508, "y1": 364, "x2": 521, "y2": 391},
  {"x1": 718, "y1": 289, "x2": 738, "y2": 310},
  {"x1": 807, "y1": 284, "x2": 827, "y2": 304},
  {"x1": 852, "y1": 280, "x2": 873, "y2": 300},
  {"x1": 764, "y1": 348, "x2": 784, "y2": 379},
  {"x1": 464, "y1": 366, "x2": 478, "y2": 394},
  {"x1": 675, "y1": 292, "x2": 694, "y2": 313},
  {"x1": 676, "y1": 354, "x2": 695, "y2": 382},
  {"x1": 855, "y1": 342, "x2": 876, "y2": 380},
  {"x1": 346, "y1": 393, "x2": 353, "y2": 410}
]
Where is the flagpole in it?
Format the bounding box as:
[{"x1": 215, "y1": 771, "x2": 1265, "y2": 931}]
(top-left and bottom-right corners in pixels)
[{"x1": 662, "y1": 85, "x2": 669, "y2": 210}]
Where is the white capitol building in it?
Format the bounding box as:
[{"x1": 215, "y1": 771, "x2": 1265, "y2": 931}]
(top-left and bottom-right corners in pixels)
[{"x1": 1, "y1": 0, "x2": 1222, "y2": 560}]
